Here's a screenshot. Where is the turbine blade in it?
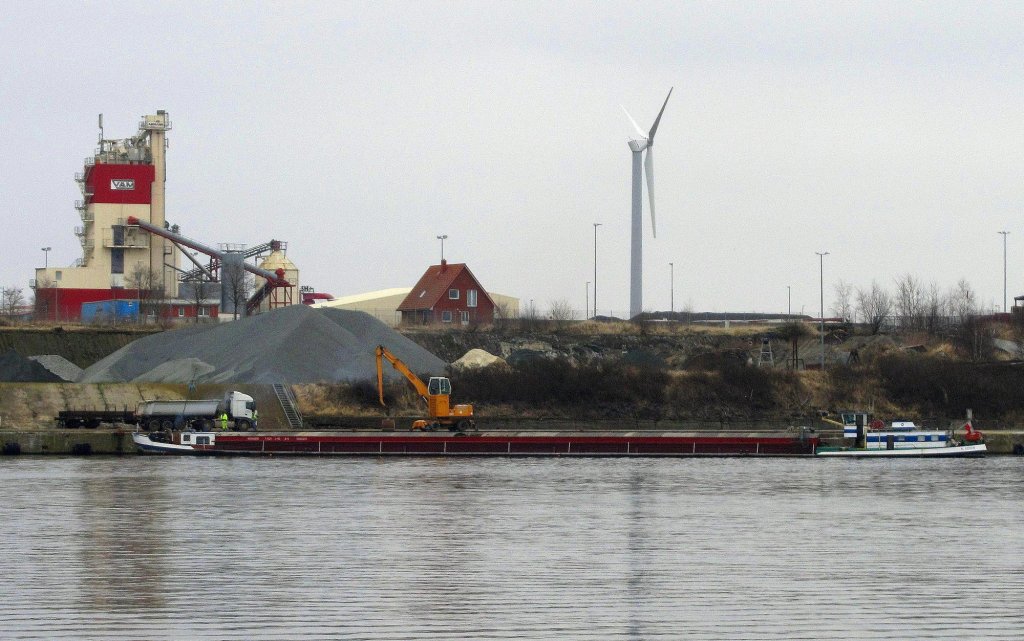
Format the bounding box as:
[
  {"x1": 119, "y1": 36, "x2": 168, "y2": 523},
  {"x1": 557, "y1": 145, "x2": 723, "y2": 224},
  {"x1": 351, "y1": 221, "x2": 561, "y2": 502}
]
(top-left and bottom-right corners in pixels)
[
  {"x1": 645, "y1": 147, "x2": 656, "y2": 238},
  {"x1": 621, "y1": 105, "x2": 647, "y2": 140},
  {"x1": 648, "y1": 87, "x2": 673, "y2": 142}
]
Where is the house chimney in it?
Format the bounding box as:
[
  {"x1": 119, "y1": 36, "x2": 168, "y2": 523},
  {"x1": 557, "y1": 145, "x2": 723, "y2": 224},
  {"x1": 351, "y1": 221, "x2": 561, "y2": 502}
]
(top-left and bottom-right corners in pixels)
[{"x1": 440, "y1": 259, "x2": 447, "y2": 272}]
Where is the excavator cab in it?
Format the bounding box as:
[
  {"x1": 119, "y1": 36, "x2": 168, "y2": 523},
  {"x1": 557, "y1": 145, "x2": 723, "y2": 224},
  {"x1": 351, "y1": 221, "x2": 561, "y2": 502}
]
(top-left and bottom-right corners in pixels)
[
  {"x1": 427, "y1": 377, "x2": 452, "y2": 417},
  {"x1": 427, "y1": 377, "x2": 451, "y2": 396}
]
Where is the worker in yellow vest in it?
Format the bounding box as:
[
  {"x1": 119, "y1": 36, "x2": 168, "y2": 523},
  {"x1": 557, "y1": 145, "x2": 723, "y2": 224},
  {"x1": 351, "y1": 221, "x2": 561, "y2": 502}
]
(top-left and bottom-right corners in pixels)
[{"x1": 220, "y1": 412, "x2": 229, "y2": 431}]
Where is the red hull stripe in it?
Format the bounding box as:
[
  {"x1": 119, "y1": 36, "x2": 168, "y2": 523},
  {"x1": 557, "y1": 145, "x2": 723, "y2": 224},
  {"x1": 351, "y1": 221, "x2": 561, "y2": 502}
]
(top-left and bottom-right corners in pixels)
[{"x1": 204, "y1": 434, "x2": 820, "y2": 456}]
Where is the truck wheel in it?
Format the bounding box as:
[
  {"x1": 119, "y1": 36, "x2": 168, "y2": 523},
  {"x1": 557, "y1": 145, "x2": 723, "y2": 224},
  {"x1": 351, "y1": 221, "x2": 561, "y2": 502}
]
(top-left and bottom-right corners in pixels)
[
  {"x1": 161, "y1": 419, "x2": 174, "y2": 431},
  {"x1": 237, "y1": 419, "x2": 251, "y2": 431},
  {"x1": 456, "y1": 419, "x2": 471, "y2": 432},
  {"x1": 202, "y1": 419, "x2": 214, "y2": 431},
  {"x1": 148, "y1": 419, "x2": 161, "y2": 432}
]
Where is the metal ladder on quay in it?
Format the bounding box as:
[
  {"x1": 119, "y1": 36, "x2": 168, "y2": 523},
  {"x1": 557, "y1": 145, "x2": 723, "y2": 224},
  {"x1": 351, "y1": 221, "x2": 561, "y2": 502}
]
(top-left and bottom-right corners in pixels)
[{"x1": 272, "y1": 383, "x2": 303, "y2": 430}]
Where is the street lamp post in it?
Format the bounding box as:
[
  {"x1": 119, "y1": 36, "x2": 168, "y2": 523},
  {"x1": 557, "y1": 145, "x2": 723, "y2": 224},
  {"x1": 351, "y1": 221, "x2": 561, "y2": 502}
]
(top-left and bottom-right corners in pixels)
[
  {"x1": 436, "y1": 235, "x2": 448, "y2": 262},
  {"x1": 42, "y1": 247, "x2": 51, "y2": 269},
  {"x1": 787, "y1": 285, "x2": 791, "y2": 317},
  {"x1": 593, "y1": 223, "x2": 602, "y2": 318},
  {"x1": 998, "y1": 231, "x2": 1009, "y2": 312},
  {"x1": 816, "y1": 252, "x2": 829, "y2": 370}
]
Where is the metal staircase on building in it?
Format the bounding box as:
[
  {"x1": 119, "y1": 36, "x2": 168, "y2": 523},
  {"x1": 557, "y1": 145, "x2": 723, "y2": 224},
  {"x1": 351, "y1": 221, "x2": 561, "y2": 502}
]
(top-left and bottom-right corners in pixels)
[{"x1": 273, "y1": 383, "x2": 303, "y2": 430}]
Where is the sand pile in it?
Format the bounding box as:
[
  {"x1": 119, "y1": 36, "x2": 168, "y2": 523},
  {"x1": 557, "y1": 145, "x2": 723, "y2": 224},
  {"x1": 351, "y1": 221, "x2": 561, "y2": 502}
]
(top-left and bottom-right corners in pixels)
[
  {"x1": 28, "y1": 355, "x2": 84, "y2": 382},
  {"x1": 0, "y1": 349, "x2": 63, "y2": 382},
  {"x1": 80, "y1": 305, "x2": 446, "y2": 384},
  {"x1": 453, "y1": 348, "x2": 506, "y2": 369}
]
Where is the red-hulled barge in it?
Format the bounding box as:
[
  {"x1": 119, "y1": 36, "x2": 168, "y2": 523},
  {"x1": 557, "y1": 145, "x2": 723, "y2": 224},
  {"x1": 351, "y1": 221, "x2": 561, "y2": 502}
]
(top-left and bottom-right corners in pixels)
[{"x1": 133, "y1": 429, "x2": 819, "y2": 457}]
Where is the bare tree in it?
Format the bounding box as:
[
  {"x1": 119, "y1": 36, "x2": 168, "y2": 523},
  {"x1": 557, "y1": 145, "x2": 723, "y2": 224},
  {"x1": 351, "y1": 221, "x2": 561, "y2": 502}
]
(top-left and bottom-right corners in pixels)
[
  {"x1": 221, "y1": 257, "x2": 252, "y2": 320},
  {"x1": 1, "y1": 286, "x2": 26, "y2": 319},
  {"x1": 922, "y1": 280, "x2": 947, "y2": 335},
  {"x1": 893, "y1": 273, "x2": 924, "y2": 331},
  {"x1": 856, "y1": 280, "x2": 893, "y2": 334},
  {"x1": 681, "y1": 298, "x2": 695, "y2": 325},
  {"x1": 126, "y1": 263, "x2": 166, "y2": 324},
  {"x1": 548, "y1": 298, "x2": 575, "y2": 327},
  {"x1": 948, "y1": 278, "x2": 977, "y2": 323},
  {"x1": 33, "y1": 276, "x2": 54, "y2": 321},
  {"x1": 186, "y1": 279, "x2": 214, "y2": 324},
  {"x1": 832, "y1": 280, "x2": 854, "y2": 322}
]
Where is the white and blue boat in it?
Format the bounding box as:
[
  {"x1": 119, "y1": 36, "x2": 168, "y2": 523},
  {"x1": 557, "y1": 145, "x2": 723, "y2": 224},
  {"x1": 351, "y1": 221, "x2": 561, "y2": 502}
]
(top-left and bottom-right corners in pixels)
[{"x1": 815, "y1": 412, "x2": 986, "y2": 457}]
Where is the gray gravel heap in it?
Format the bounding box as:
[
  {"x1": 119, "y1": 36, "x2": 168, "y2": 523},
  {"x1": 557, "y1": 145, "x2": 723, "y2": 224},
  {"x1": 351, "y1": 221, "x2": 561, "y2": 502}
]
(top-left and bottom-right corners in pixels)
[
  {"x1": 80, "y1": 305, "x2": 447, "y2": 384},
  {"x1": 28, "y1": 355, "x2": 84, "y2": 382}
]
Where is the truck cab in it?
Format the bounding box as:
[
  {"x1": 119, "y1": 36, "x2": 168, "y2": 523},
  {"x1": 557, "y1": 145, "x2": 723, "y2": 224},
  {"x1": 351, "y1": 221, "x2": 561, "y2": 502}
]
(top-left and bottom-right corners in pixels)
[{"x1": 225, "y1": 391, "x2": 257, "y2": 429}]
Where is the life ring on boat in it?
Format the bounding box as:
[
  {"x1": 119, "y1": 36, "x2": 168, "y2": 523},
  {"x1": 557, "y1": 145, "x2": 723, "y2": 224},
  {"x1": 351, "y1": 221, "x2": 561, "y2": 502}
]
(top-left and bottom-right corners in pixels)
[{"x1": 868, "y1": 419, "x2": 884, "y2": 430}]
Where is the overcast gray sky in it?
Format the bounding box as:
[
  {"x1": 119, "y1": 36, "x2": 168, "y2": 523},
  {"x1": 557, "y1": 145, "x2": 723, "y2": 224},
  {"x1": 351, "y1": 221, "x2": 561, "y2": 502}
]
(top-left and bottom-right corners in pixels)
[{"x1": 2, "y1": 1, "x2": 1021, "y2": 317}]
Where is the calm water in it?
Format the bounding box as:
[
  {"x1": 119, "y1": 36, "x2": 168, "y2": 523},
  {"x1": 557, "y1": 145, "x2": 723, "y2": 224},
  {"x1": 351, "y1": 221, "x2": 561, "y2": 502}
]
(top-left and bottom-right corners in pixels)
[{"x1": 0, "y1": 456, "x2": 1021, "y2": 640}]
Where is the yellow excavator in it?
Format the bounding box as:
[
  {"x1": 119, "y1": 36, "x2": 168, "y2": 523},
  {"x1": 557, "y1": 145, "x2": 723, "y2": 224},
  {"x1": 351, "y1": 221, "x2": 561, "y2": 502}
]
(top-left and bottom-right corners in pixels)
[{"x1": 375, "y1": 344, "x2": 475, "y2": 432}]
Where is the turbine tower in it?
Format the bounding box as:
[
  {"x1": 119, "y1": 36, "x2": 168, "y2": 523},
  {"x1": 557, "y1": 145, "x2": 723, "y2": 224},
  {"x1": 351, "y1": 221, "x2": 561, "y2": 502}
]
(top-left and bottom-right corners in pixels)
[{"x1": 623, "y1": 87, "x2": 672, "y2": 319}]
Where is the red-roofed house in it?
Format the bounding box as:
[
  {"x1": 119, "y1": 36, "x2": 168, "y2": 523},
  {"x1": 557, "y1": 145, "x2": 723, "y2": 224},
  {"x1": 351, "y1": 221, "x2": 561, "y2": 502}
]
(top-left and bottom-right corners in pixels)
[{"x1": 398, "y1": 260, "x2": 497, "y2": 325}]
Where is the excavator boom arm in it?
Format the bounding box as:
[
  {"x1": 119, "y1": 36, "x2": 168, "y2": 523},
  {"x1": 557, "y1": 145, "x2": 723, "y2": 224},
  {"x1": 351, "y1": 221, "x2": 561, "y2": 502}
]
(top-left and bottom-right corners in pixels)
[{"x1": 375, "y1": 345, "x2": 430, "y2": 407}]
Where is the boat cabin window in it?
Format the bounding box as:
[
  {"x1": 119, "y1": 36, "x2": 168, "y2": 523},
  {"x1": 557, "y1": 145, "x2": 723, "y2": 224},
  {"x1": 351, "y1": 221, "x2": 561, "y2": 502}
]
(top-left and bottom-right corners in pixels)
[
  {"x1": 182, "y1": 434, "x2": 191, "y2": 443},
  {"x1": 196, "y1": 436, "x2": 210, "y2": 445}
]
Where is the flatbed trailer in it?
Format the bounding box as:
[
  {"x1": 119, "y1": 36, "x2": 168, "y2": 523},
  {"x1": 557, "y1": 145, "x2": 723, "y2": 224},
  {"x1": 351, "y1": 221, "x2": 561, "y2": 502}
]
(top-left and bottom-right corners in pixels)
[{"x1": 56, "y1": 408, "x2": 136, "y2": 429}]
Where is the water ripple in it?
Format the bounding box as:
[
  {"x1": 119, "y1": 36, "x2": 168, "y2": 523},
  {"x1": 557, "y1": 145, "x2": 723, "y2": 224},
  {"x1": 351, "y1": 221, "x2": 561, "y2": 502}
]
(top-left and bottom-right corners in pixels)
[{"x1": 0, "y1": 457, "x2": 1022, "y2": 640}]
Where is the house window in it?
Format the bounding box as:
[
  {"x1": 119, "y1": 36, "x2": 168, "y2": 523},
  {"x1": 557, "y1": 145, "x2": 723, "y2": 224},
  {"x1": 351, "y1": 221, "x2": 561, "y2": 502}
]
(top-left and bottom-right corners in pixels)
[
  {"x1": 178, "y1": 307, "x2": 185, "y2": 317},
  {"x1": 449, "y1": 288, "x2": 459, "y2": 300},
  {"x1": 441, "y1": 310, "x2": 453, "y2": 323},
  {"x1": 467, "y1": 289, "x2": 478, "y2": 308},
  {"x1": 198, "y1": 306, "x2": 208, "y2": 317},
  {"x1": 461, "y1": 311, "x2": 469, "y2": 324}
]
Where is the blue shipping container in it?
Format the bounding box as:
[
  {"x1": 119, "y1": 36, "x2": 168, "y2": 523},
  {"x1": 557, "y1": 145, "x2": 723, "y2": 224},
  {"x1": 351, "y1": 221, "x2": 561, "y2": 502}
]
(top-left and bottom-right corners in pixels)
[{"x1": 81, "y1": 300, "x2": 139, "y2": 322}]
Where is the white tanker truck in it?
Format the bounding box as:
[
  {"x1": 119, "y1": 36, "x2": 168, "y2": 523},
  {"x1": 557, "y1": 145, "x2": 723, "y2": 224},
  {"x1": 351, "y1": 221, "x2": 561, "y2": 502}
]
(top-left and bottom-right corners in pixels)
[
  {"x1": 135, "y1": 391, "x2": 257, "y2": 431},
  {"x1": 56, "y1": 391, "x2": 257, "y2": 431}
]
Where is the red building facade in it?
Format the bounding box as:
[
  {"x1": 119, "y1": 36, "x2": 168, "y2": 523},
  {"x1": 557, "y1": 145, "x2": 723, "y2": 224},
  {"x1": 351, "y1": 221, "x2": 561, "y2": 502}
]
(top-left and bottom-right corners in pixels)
[{"x1": 398, "y1": 261, "x2": 497, "y2": 325}]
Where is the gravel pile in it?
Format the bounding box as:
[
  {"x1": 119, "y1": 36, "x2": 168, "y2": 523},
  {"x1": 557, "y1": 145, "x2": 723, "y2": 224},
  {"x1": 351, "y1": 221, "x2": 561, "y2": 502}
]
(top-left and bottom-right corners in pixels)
[
  {"x1": 0, "y1": 349, "x2": 63, "y2": 382},
  {"x1": 453, "y1": 348, "x2": 506, "y2": 369},
  {"x1": 28, "y1": 355, "x2": 84, "y2": 382},
  {"x1": 80, "y1": 305, "x2": 447, "y2": 384}
]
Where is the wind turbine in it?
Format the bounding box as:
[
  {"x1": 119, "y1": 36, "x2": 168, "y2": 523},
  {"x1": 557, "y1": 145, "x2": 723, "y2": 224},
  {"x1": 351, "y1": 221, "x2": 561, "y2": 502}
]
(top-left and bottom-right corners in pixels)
[{"x1": 622, "y1": 87, "x2": 672, "y2": 319}]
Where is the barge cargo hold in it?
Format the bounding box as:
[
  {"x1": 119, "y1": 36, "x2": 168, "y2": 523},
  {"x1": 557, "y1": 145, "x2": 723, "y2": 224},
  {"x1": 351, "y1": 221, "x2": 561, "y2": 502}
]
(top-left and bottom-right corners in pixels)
[{"x1": 133, "y1": 430, "x2": 820, "y2": 457}]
